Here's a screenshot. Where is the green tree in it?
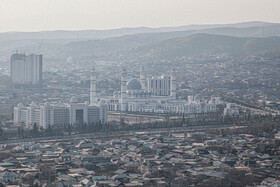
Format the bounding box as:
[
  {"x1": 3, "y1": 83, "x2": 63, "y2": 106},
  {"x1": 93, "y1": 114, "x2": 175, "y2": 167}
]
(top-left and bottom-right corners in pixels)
[
  {"x1": 0, "y1": 128, "x2": 3, "y2": 139},
  {"x1": 46, "y1": 125, "x2": 53, "y2": 136},
  {"x1": 32, "y1": 123, "x2": 39, "y2": 137}
]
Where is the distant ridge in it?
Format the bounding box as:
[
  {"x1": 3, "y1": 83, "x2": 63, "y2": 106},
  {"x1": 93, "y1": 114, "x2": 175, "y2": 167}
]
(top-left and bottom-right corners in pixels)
[
  {"x1": 135, "y1": 33, "x2": 280, "y2": 59},
  {"x1": 1, "y1": 22, "x2": 280, "y2": 60},
  {"x1": 0, "y1": 21, "x2": 278, "y2": 41}
]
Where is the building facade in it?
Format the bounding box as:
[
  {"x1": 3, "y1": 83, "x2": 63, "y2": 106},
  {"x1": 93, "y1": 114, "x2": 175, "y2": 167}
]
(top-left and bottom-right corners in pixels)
[
  {"x1": 223, "y1": 103, "x2": 239, "y2": 116},
  {"x1": 94, "y1": 68, "x2": 220, "y2": 114},
  {"x1": 14, "y1": 100, "x2": 107, "y2": 128},
  {"x1": 147, "y1": 75, "x2": 171, "y2": 96},
  {"x1": 14, "y1": 68, "x2": 108, "y2": 128},
  {"x1": 11, "y1": 53, "x2": 43, "y2": 86}
]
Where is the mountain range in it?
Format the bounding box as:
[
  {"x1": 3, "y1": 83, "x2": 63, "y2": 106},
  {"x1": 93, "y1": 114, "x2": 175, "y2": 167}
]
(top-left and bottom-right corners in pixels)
[
  {"x1": 136, "y1": 33, "x2": 280, "y2": 59},
  {"x1": 1, "y1": 21, "x2": 280, "y2": 60}
]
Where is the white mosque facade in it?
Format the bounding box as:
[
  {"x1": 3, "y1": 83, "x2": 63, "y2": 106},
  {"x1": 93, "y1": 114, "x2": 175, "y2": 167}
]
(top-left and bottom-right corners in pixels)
[{"x1": 92, "y1": 68, "x2": 220, "y2": 114}]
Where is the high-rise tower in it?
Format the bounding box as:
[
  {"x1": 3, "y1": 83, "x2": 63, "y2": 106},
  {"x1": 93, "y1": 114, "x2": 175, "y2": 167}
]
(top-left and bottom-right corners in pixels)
[
  {"x1": 11, "y1": 53, "x2": 42, "y2": 87},
  {"x1": 90, "y1": 67, "x2": 97, "y2": 105},
  {"x1": 170, "y1": 69, "x2": 176, "y2": 99}
]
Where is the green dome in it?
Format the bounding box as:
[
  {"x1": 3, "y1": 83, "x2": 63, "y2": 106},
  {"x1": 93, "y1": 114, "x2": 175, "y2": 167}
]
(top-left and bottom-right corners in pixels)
[{"x1": 126, "y1": 78, "x2": 142, "y2": 90}]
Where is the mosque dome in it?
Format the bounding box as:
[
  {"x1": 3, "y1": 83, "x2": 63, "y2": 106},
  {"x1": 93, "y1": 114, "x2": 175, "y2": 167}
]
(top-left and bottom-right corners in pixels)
[
  {"x1": 113, "y1": 90, "x2": 119, "y2": 96},
  {"x1": 194, "y1": 94, "x2": 201, "y2": 101},
  {"x1": 17, "y1": 103, "x2": 24, "y2": 108},
  {"x1": 56, "y1": 102, "x2": 65, "y2": 107},
  {"x1": 70, "y1": 96, "x2": 78, "y2": 103},
  {"x1": 44, "y1": 102, "x2": 51, "y2": 107},
  {"x1": 30, "y1": 102, "x2": 37, "y2": 107},
  {"x1": 126, "y1": 78, "x2": 142, "y2": 90},
  {"x1": 100, "y1": 100, "x2": 106, "y2": 105}
]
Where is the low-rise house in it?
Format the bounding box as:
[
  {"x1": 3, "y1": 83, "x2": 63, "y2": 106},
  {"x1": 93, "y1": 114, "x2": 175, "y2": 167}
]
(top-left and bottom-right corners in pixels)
[{"x1": 0, "y1": 171, "x2": 17, "y2": 183}]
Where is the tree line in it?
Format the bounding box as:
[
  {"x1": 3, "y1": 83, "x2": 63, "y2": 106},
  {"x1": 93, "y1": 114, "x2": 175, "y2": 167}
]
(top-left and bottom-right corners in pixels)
[{"x1": 0, "y1": 113, "x2": 279, "y2": 141}]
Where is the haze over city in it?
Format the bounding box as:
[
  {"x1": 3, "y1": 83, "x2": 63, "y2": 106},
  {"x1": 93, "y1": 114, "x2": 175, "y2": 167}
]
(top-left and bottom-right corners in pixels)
[
  {"x1": 0, "y1": 1, "x2": 280, "y2": 187},
  {"x1": 1, "y1": 0, "x2": 280, "y2": 32}
]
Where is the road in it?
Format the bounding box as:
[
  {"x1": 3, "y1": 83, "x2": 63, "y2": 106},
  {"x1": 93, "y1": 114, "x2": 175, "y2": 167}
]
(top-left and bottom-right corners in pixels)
[{"x1": 0, "y1": 123, "x2": 245, "y2": 145}]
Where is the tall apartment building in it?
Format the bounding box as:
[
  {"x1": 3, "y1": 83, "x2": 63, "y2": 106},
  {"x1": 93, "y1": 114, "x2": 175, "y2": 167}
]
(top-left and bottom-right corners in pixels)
[{"x1": 11, "y1": 53, "x2": 43, "y2": 86}]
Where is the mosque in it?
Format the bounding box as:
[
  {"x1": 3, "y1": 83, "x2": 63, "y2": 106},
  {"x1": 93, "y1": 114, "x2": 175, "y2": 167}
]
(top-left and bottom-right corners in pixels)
[
  {"x1": 91, "y1": 67, "x2": 220, "y2": 114},
  {"x1": 14, "y1": 68, "x2": 221, "y2": 128}
]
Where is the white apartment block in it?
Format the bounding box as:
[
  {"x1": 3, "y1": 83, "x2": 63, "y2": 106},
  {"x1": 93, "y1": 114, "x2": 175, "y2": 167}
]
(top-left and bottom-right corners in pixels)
[
  {"x1": 14, "y1": 99, "x2": 108, "y2": 129},
  {"x1": 11, "y1": 53, "x2": 43, "y2": 85}
]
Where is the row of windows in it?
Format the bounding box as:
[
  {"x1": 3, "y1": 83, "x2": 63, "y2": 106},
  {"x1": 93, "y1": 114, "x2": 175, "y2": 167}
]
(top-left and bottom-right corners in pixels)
[{"x1": 149, "y1": 79, "x2": 170, "y2": 89}]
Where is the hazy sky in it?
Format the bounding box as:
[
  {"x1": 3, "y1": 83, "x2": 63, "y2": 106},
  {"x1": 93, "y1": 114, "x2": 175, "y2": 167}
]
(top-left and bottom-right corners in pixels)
[{"x1": 1, "y1": 0, "x2": 280, "y2": 32}]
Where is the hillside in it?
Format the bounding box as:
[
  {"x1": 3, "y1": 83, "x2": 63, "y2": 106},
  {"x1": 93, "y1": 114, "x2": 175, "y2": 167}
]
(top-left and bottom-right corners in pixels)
[
  {"x1": 135, "y1": 34, "x2": 280, "y2": 59},
  {"x1": 1, "y1": 22, "x2": 280, "y2": 60},
  {"x1": 59, "y1": 25, "x2": 280, "y2": 58}
]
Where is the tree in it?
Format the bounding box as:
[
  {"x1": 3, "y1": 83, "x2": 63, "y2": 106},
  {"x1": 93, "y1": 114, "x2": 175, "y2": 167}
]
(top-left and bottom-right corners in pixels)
[
  {"x1": 120, "y1": 118, "x2": 126, "y2": 130},
  {"x1": 0, "y1": 127, "x2": 4, "y2": 139},
  {"x1": 46, "y1": 125, "x2": 53, "y2": 136},
  {"x1": 32, "y1": 123, "x2": 39, "y2": 137},
  {"x1": 182, "y1": 114, "x2": 185, "y2": 123},
  {"x1": 17, "y1": 127, "x2": 21, "y2": 137},
  {"x1": 39, "y1": 164, "x2": 55, "y2": 182},
  {"x1": 40, "y1": 127, "x2": 44, "y2": 136}
]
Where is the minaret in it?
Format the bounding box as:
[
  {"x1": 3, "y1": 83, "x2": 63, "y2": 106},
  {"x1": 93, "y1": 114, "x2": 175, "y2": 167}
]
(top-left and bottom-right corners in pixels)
[
  {"x1": 90, "y1": 67, "x2": 97, "y2": 105},
  {"x1": 121, "y1": 68, "x2": 127, "y2": 111},
  {"x1": 170, "y1": 69, "x2": 176, "y2": 99},
  {"x1": 140, "y1": 67, "x2": 146, "y2": 90}
]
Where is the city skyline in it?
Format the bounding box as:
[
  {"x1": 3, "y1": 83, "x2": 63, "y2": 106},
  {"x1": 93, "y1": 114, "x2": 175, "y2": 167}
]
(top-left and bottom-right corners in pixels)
[{"x1": 0, "y1": 1, "x2": 280, "y2": 186}]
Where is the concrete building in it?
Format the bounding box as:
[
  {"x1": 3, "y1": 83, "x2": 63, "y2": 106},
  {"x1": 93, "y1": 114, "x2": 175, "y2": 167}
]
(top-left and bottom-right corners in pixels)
[
  {"x1": 147, "y1": 75, "x2": 170, "y2": 96},
  {"x1": 11, "y1": 53, "x2": 43, "y2": 86},
  {"x1": 223, "y1": 103, "x2": 239, "y2": 116},
  {"x1": 14, "y1": 99, "x2": 107, "y2": 129},
  {"x1": 14, "y1": 68, "x2": 108, "y2": 128}
]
